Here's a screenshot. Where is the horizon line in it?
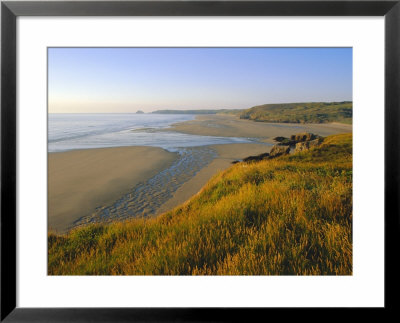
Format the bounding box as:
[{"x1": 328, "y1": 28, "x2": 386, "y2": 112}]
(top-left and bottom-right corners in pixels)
[{"x1": 48, "y1": 100, "x2": 353, "y2": 114}]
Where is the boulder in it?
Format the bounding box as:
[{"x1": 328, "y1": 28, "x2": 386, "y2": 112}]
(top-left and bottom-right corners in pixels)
[
  {"x1": 274, "y1": 133, "x2": 321, "y2": 147},
  {"x1": 273, "y1": 136, "x2": 295, "y2": 146},
  {"x1": 273, "y1": 136, "x2": 287, "y2": 142},
  {"x1": 269, "y1": 145, "x2": 290, "y2": 157},
  {"x1": 294, "y1": 139, "x2": 321, "y2": 153},
  {"x1": 294, "y1": 142, "x2": 308, "y2": 153},
  {"x1": 273, "y1": 136, "x2": 291, "y2": 144},
  {"x1": 290, "y1": 132, "x2": 318, "y2": 143}
]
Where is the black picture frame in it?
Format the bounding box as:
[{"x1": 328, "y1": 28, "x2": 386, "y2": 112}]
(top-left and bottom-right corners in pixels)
[{"x1": 1, "y1": 0, "x2": 399, "y2": 321}]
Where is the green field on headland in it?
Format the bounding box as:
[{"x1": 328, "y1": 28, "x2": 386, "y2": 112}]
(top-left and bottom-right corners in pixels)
[
  {"x1": 151, "y1": 102, "x2": 352, "y2": 125},
  {"x1": 240, "y1": 102, "x2": 352, "y2": 124},
  {"x1": 48, "y1": 133, "x2": 352, "y2": 275},
  {"x1": 151, "y1": 109, "x2": 242, "y2": 115}
]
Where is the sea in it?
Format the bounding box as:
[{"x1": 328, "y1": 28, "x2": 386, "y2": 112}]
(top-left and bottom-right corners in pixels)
[{"x1": 48, "y1": 113, "x2": 253, "y2": 153}]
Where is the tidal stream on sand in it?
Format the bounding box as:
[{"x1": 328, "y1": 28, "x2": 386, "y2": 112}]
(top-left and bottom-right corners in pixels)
[{"x1": 74, "y1": 146, "x2": 217, "y2": 226}]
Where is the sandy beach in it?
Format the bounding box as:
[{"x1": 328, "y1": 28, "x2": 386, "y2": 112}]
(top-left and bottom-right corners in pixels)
[
  {"x1": 48, "y1": 146, "x2": 177, "y2": 232},
  {"x1": 49, "y1": 142, "x2": 272, "y2": 233},
  {"x1": 168, "y1": 114, "x2": 352, "y2": 143}
]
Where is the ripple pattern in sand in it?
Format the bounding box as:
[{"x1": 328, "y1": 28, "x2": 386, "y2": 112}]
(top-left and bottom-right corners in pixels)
[{"x1": 74, "y1": 147, "x2": 217, "y2": 226}]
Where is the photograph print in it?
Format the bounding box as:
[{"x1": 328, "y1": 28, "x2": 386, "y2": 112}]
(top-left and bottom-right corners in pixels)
[{"x1": 48, "y1": 48, "x2": 352, "y2": 275}]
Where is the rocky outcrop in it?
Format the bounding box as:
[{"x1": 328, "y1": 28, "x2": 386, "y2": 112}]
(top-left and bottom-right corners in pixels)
[
  {"x1": 234, "y1": 145, "x2": 290, "y2": 164},
  {"x1": 290, "y1": 132, "x2": 319, "y2": 143},
  {"x1": 269, "y1": 145, "x2": 290, "y2": 157},
  {"x1": 233, "y1": 133, "x2": 323, "y2": 165},
  {"x1": 273, "y1": 133, "x2": 321, "y2": 146},
  {"x1": 294, "y1": 138, "x2": 322, "y2": 153}
]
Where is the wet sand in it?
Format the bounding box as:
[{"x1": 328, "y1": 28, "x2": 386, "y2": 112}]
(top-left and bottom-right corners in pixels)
[
  {"x1": 73, "y1": 146, "x2": 218, "y2": 226},
  {"x1": 48, "y1": 146, "x2": 177, "y2": 233},
  {"x1": 168, "y1": 114, "x2": 352, "y2": 143}
]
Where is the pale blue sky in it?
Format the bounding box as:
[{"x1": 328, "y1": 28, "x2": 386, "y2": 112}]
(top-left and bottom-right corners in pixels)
[{"x1": 48, "y1": 48, "x2": 352, "y2": 113}]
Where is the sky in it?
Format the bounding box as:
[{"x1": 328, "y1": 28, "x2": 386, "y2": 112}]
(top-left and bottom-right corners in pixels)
[{"x1": 48, "y1": 48, "x2": 352, "y2": 113}]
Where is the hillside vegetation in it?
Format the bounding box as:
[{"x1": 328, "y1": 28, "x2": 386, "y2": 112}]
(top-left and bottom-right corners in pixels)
[
  {"x1": 48, "y1": 133, "x2": 352, "y2": 275},
  {"x1": 240, "y1": 102, "x2": 352, "y2": 124},
  {"x1": 152, "y1": 109, "x2": 243, "y2": 115}
]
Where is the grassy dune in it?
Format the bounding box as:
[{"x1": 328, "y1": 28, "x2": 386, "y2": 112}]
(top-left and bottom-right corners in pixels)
[
  {"x1": 48, "y1": 133, "x2": 352, "y2": 275},
  {"x1": 240, "y1": 102, "x2": 352, "y2": 124}
]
